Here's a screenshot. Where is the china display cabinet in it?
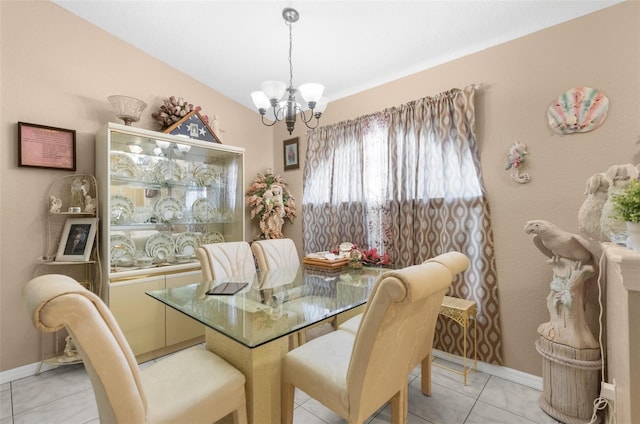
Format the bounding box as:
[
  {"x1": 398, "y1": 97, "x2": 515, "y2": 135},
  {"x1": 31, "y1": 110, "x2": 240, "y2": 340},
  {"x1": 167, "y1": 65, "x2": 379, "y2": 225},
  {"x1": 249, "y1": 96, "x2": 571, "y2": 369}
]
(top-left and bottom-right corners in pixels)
[
  {"x1": 96, "y1": 122, "x2": 245, "y2": 359},
  {"x1": 34, "y1": 173, "x2": 101, "y2": 368}
]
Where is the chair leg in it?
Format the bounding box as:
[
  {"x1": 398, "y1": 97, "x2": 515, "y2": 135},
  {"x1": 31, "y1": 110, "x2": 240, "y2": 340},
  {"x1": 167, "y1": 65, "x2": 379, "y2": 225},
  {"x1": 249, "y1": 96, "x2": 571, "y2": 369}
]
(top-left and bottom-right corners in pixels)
[
  {"x1": 421, "y1": 352, "x2": 432, "y2": 396},
  {"x1": 289, "y1": 334, "x2": 299, "y2": 350},
  {"x1": 297, "y1": 330, "x2": 307, "y2": 346},
  {"x1": 281, "y1": 381, "x2": 295, "y2": 424},
  {"x1": 390, "y1": 385, "x2": 408, "y2": 424},
  {"x1": 230, "y1": 401, "x2": 248, "y2": 424}
]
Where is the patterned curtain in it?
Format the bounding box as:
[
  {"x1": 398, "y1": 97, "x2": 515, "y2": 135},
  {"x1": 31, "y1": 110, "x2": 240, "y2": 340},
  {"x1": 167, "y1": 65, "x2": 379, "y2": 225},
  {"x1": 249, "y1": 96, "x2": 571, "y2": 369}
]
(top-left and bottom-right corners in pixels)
[{"x1": 303, "y1": 85, "x2": 502, "y2": 364}]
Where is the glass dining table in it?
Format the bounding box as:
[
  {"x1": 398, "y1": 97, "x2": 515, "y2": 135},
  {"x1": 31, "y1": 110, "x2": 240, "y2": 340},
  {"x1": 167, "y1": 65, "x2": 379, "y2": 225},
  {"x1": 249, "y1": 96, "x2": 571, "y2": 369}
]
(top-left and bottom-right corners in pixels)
[{"x1": 146, "y1": 264, "x2": 387, "y2": 424}]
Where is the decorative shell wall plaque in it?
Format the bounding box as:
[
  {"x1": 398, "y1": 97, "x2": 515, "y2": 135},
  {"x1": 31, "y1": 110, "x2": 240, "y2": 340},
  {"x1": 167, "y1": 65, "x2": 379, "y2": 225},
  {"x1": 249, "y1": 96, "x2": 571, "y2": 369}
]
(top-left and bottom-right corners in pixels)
[{"x1": 547, "y1": 87, "x2": 609, "y2": 134}]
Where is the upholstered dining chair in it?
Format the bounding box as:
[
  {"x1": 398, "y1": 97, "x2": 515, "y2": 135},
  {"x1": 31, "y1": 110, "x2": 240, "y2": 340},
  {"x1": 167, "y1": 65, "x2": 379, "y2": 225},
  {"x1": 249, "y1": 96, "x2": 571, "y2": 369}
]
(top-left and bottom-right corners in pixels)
[
  {"x1": 251, "y1": 238, "x2": 332, "y2": 347},
  {"x1": 282, "y1": 258, "x2": 463, "y2": 424},
  {"x1": 196, "y1": 241, "x2": 256, "y2": 282},
  {"x1": 250, "y1": 238, "x2": 300, "y2": 271},
  {"x1": 23, "y1": 274, "x2": 248, "y2": 424},
  {"x1": 338, "y1": 251, "x2": 470, "y2": 396}
]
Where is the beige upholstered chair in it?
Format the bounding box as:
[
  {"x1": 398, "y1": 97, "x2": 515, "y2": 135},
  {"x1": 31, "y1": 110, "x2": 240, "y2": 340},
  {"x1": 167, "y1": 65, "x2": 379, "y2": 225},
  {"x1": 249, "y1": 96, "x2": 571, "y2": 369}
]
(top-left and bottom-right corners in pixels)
[
  {"x1": 338, "y1": 251, "x2": 470, "y2": 396},
  {"x1": 23, "y1": 274, "x2": 247, "y2": 424},
  {"x1": 250, "y1": 238, "x2": 300, "y2": 271},
  {"x1": 282, "y1": 258, "x2": 463, "y2": 424},
  {"x1": 251, "y1": 238, "x2": 330, "y2": 347},
  {"x1": 196, "y1": 241, "x2": 256, "y2": 282}
]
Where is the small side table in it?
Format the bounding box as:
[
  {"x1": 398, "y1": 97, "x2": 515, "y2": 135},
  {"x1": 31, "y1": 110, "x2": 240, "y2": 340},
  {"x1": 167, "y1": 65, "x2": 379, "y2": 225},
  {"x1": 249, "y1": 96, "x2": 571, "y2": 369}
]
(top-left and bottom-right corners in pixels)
[{"x1": 434, "y1": 295, "x2": 478, "y2": 385}]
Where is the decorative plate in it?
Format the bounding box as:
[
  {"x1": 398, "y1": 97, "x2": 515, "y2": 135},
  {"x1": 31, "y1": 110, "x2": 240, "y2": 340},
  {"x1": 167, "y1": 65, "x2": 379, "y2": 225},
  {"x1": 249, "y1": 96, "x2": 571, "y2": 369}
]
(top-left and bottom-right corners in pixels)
[
  {"x1": 110, "y1": 152, "x2": 138, "y2": 178},
  {"x1": 145, "y1": 233, "x2": 176, "y2": 262},
  {"x1": 110, "y1": 234, "x2": 136, "y2": 264},
  {"x1": 191, "y1": 163, "x2": 219, "y2": 187},
  {"x1": 175, "y1": 232, "x2": 202, "y2": 256},
  {"x1": 154, "y1": 159, "x2": 185, "y2": 182},
  {"x1": 154, "y1": 196, "x2": 184, "y2": 221},
  {"x1": 192, "y1": 198, "x2": 213, "y2": 222},
  {"x1": 201, "y1": 231, "x2": 225, "y2": 244},
  {"x1": 111, "y1": 195, "x2": 135, "y2": 222}
]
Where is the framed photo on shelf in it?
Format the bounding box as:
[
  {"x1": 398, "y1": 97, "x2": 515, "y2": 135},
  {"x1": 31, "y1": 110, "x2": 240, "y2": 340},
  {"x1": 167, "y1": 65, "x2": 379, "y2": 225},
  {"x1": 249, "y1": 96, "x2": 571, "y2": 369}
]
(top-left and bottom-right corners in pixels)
[
  {"x1": 18, "y1": 122, "x2": 76, "y2": 171},
  {"x1": 55, "y1": 218, "x2": 97, "y2": 262},
  {"x1": 283, "y1": 137, "x2": 299, "y2": 171}
]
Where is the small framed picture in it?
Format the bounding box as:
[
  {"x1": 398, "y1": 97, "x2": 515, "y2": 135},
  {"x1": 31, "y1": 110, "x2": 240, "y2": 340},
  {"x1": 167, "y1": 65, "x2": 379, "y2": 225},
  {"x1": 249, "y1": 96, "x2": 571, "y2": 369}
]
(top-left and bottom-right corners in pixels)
[
  {"x1": 283, "y1": 137, "x2": 299, "y2": 171},
  {"x1": 56, "y1": 218, "x2": 98, "y2": 262},
  {"x1": 18, "y1": 122, "x2": 76, "y2": 171}
]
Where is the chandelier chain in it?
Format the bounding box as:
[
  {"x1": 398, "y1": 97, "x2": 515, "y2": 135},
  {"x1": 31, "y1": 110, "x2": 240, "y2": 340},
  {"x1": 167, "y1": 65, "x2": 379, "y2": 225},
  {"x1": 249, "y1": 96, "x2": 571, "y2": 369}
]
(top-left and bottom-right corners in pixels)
[{"x1": 288, "y1": 20, "x2": 294, "y2": 90}]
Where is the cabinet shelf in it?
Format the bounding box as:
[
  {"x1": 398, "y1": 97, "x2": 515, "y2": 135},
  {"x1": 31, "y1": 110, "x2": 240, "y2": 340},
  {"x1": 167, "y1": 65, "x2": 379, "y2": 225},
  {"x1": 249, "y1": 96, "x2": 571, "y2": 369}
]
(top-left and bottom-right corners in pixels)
[
  {"x1": 42, "y1": 355, "x2": 83, "y2": 366},
  {"x1": 110, "y1": 220, "x2": 237, "y2": 229},
  {"x1": 38, "y1": 258, "x2": 97, "y2": 266},
  {"x1": 49, "y1": 212, "x2": 96, "y2": 217},
  {"x1": 111, "y1": 175, "x2": 226, "y2": 190}
]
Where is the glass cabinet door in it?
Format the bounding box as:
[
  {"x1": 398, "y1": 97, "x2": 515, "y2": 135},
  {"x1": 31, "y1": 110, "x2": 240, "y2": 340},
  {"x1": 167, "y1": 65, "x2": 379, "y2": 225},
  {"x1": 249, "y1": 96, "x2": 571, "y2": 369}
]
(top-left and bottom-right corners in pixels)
[{"x1": 97, "y1": 123, "x2": 245, "y2": 276}]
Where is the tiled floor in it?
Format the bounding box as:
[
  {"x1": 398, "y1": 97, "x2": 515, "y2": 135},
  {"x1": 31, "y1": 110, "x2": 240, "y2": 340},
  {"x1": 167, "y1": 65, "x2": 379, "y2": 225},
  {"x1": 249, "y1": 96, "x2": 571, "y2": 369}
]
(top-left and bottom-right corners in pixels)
[{"x1": 0, "y1": 353, "x2": 560, "y2": 424}]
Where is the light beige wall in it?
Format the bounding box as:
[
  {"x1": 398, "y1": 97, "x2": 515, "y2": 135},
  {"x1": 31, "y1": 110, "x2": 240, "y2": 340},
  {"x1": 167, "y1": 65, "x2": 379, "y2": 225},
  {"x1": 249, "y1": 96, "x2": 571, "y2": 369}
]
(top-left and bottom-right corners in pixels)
[
  {"x1": 0, "y1": 1, "x2": 273, "y2": 371},
  {"x1": 271, "y1": 1, "x2": 640, "y2": 375}
]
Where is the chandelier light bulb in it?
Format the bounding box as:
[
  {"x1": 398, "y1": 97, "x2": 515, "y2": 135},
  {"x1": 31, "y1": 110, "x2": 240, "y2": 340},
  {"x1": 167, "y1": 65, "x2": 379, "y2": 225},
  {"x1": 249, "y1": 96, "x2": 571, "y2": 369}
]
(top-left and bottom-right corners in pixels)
[
  {"x1": 260, "y1": 81, "x2": 287, "y2": 104},
  {"x1": 298, "y1": 83, "x2": 325, "y2": 106},
  {"x1": 251, "y1": 91, "x2": 271, "y2": 113}
]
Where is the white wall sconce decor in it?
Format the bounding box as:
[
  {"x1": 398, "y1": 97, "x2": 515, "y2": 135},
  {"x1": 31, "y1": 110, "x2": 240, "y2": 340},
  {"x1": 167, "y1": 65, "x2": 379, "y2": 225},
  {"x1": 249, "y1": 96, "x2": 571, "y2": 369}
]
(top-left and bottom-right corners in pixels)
[{"x1": 547, "y1": 87, "x2": 609, "y2": 135}]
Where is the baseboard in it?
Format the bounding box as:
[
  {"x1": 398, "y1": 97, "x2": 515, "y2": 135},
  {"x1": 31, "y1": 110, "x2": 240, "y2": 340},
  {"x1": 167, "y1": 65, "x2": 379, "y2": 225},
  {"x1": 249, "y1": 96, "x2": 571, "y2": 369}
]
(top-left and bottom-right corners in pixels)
[
  {"x1": 432, "y1": 349, "x2": 543, "y2": 391},
  {"x1": 0, "y1": 361, "x2": 57, "y2": 385}
]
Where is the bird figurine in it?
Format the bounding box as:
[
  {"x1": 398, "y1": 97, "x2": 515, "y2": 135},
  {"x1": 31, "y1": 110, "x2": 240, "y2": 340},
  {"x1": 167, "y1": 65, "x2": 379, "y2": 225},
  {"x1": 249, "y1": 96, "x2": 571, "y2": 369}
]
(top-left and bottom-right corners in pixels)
[{"x1": 524, "y1": 220, "x2": 593, "y2": 266}]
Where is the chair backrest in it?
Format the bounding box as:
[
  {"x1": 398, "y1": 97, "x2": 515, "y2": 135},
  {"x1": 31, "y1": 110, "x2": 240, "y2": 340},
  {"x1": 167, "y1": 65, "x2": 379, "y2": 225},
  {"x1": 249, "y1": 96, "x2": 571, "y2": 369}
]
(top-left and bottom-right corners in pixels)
[
  {"x1": 345, "y1": 261, "x2": 456, "y2": 419},
  {"x1": 196, "y1": 241, "x2": 256, "y2": 281},
  {"x1": 250, "y1": 238, "x2": 299, "y2": 272},
  {"x1": 23, "y1": 274, "x2": 147, "y2": 423}
]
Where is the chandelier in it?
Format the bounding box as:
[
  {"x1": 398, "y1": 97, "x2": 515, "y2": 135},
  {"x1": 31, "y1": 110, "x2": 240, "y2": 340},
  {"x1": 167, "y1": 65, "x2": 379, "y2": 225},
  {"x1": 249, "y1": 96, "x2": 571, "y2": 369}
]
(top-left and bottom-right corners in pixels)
[{"x1": 251, "y1": 8, "x2": 328, "y2": 135}]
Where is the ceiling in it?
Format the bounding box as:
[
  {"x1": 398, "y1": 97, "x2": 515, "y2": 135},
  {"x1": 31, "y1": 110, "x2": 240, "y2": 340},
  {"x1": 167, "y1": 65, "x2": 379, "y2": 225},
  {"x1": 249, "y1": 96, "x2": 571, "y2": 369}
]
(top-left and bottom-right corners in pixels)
[{"x1": 53, "y1": 0, "x2": 623, "y2": 114}]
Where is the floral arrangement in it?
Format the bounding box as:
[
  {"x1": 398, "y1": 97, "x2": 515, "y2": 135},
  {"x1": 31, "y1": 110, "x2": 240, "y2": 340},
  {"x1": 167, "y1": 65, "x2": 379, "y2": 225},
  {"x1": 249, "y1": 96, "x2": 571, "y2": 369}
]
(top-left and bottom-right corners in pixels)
[
  {"x1": 612, "y1": 177, "x2": 640, "y2": 223},
  {"x1": 360, "y1": 247, "x2": 391, "y2": 266},
  {"x1": 246, "y1": 171, "x2": 296, "y2": 239},
  {"x1": 152, "y1": 96, "x2": 210, "y2": 129},
  {"x1": 331, "y1": 243, "x2": 391, "y2": 266}
]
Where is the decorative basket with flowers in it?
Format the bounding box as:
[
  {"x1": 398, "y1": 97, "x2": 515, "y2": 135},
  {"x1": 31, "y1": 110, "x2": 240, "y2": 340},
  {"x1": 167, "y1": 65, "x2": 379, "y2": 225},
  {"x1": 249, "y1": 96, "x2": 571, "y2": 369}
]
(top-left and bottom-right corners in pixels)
[{"x1": 245, "y1": 170, "x2": 296, "y2": 240}]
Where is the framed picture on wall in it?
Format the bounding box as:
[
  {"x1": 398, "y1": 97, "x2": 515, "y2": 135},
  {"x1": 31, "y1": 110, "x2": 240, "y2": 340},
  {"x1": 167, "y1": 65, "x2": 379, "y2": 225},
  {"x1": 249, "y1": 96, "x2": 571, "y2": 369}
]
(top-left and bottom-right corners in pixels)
[
  {"x1": 18, "y1": 122, "x2": 76, "y2": 171},
  {"x1": 55, "y1": 218, "x2": 98, "y2": 262},
  {"x1": 283, "y1": 137, "x2": 299, "y2": 171}
]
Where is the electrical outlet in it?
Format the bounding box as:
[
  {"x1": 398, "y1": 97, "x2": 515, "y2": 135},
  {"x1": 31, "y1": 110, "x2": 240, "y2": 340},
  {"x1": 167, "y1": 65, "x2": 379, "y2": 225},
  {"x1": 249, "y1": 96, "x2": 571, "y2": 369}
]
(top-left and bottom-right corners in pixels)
[{"x1": 601, "y1": 380, "x2": 616, "y2": 403}]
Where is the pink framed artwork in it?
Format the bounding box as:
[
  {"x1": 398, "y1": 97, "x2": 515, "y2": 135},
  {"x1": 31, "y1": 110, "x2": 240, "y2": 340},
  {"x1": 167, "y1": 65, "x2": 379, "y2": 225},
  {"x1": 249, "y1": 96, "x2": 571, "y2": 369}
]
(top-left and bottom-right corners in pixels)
[{"x1": 18, "y1": 122, "x2": 76, "y2": 171}]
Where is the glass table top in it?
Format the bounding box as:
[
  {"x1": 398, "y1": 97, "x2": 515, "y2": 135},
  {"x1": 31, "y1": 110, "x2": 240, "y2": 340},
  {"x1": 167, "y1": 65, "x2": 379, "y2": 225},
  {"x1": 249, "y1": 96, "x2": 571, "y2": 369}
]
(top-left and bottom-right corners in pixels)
[{"x1": 146, "y1": 265, "x2": 388, "y2": 348}]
